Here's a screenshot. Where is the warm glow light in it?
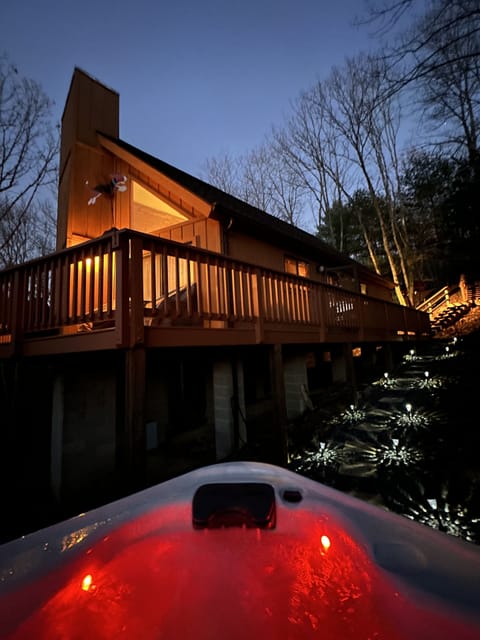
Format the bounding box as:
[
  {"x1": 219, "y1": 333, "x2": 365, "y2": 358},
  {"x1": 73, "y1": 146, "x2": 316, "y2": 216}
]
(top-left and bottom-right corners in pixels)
[
  {"x1": 81, "y1": 574, "x2": 94, "y2": 591},
  {"x1": 321, "y1": 534, "x2": 331, "y2": 551}
]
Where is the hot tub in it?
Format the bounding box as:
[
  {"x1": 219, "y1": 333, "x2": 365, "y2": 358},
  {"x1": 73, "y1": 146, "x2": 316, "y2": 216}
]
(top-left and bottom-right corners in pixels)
[{"x1": 1, "y1": 462, "x2": 479, "y2": 639}]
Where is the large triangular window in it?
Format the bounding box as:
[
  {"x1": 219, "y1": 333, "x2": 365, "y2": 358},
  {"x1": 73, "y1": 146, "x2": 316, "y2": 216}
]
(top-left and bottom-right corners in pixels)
[{"x1": 131, "y1": 181, "x2": 188, "y2": 233}]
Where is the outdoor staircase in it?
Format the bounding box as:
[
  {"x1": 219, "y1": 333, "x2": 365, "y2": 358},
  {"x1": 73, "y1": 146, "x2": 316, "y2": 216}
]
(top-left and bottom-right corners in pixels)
[
  {"x1": 416, "y1": 283, "x2": 473, "y2": 335},
  {"x1": 429, "y1": 302, "x2": 471, "y2": 333}
]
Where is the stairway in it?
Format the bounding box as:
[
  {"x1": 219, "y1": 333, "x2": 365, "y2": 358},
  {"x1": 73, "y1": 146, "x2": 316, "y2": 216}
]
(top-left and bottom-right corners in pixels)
[
  {"x1": 429, "y1": 302, "x2": 471, "y2": 334},
  {"x1": 416, "y1": 283, "x2": 472, "y2": 335}
]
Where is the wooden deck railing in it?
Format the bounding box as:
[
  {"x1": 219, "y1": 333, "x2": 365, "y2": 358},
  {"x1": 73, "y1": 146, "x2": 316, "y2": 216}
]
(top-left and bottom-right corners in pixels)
[{"x1": 0, "y1": 229, "x2": 431, "y2": 355}]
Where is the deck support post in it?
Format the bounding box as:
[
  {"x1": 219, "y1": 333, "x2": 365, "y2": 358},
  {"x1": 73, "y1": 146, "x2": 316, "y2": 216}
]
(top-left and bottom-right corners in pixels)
[
  {"x1": 332, "y1": 342, "x2": 358, "y2": 405},
  {"x1": 269, "y1": 344, "x2": 289, "y2": 465},
  {"x1": 119, "y1": 346, "x2": 146, "y2": 491},
  {"x1": 344, "y1": 342, "x2": 358, "y2": 405},
  {"x1": 51, "y1": 373, "x2": 64, "y2": 502}
]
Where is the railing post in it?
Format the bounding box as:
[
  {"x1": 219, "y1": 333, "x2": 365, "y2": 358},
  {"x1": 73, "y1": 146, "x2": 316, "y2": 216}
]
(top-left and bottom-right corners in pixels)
[
  {"x1": 253, "y1": 268, "x2": 265, "y2": 343},
  {"x1": 357, "y1": 296, "x2": 365, "y2": 342},
  {"x1": 114, "y1": 232, "x2": 130, "y2": 348},
  {"x1": 317, "y1": 285, "x2": 327, "y2": 342},
  {"x1": 12, "y1": 269, "x2": 25, "y2": 354},
  {"x1": 128, "y1": 237, "x2": 145, "y2": 347},
  {"x1": 269, "y1": 344, "x2": 288, "y2": 466}
]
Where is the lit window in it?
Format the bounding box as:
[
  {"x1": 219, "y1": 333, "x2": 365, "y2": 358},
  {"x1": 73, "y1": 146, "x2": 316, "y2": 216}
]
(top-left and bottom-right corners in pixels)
[
  {"x1": 131, "y1": 181, "x2": 188, "y2": 232},
  {"x1": 284, "y1": 256, "x2": 309, "y2": 277}
]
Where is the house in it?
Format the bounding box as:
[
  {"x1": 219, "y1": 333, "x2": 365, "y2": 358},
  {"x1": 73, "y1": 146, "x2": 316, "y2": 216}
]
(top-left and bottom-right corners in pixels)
[{"x1": 0, "y1": 68, "x2": 430, "y2": 533}]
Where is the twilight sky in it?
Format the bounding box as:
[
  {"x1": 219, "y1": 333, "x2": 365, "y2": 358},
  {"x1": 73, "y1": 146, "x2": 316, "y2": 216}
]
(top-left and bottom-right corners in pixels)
[{"x1": 2, "y1": 0, "x2": 383, "y2": 178}]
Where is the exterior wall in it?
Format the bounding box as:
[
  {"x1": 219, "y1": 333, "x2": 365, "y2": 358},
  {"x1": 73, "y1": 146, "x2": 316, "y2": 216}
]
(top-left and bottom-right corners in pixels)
[
  {"x1": 67, "y1": 144, "x2": 119, "y2": 244},
  {"x1": 60, "y1": 147, "x2": 222, "y2": 252},
  {"x1": 145, "y1": 365, "x2": 170, "y2": 445},
  {"x1": 226, "y1": 227, "x2": 394, "y2": 302},
  {"x1": 362, "y1": 280, "x2": 394, "y2": 302},
  {"x1": 331, "y1": 344, "x2": 355, "y2": 385},
  {"x1": 60, "y1": 68, "x2": 119, "y2": 162},
  {"x1": 58, "y1": 69, "x2": 119, "y2": 250},
  {"x1": 55, "y1": 363, "x2": 117, "y2": 503},
  {"x1": 283, "y1": 353, "x2": 310, "y2": 419},
  {"x1": 213, "y1": 359, "x2": 246, "y2": 459},
  {"x1": 227, "y1": 229, "x2": 287, "y2": 272},
  {"x1": 158, "y1": 217, "x2": 222, "y2": 252}
]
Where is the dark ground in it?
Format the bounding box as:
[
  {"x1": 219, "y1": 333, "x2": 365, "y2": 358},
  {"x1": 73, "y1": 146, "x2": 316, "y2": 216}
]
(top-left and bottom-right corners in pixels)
[
  {"x1": 2, "y1": 312, "x2": 480, "y2": 547},
  {"x1": 286, "y1": 318, "x2": 480, "y2": 547}
]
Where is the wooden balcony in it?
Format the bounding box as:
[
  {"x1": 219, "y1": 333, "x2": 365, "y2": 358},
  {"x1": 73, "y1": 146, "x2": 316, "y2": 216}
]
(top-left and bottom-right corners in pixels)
[{"x1": 0, "y1": 229, "x2": 431, "y2": 358}]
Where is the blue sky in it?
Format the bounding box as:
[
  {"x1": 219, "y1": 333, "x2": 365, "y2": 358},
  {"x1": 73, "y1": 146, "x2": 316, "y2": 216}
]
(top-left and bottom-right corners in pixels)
[{"x1": 2, "y1": 0, "x2": 381, "y2": 177}]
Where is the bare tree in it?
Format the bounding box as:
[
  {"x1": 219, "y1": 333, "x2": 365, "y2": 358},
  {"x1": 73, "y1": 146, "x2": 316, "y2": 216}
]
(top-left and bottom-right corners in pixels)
[
  {"x1": 200, "y1": 152, "x2": 242, "y2": 196},
  {"x1": 271, "y1": 64, "x2": 409, "y2": 296},
  {"x1": 363, "y1": 1, "x2": 480, "y2": 89},
  {"x1": 273, "y1": 83, "x2": 353, "y2": 246},
  {"x1": 0, "y1": 55, "x2": 58, "y2": 266},
  {"x1": 323, "y1": 53, "x2": 415, "y2": 304},
  {"x1": 413, "y1": 6, "x2": 480, "y2": 167},
  {"x1": 0, "y1": 198, "x2": 56, "y2": 267},
  {"x1": 201, "y1": 141, "x2": 307, "y2": 228}
]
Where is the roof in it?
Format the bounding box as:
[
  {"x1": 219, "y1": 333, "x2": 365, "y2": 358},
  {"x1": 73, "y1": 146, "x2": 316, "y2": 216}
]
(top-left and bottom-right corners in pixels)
[{"x1": 100, "y1": 132, "x2": 392, "y2": 284}]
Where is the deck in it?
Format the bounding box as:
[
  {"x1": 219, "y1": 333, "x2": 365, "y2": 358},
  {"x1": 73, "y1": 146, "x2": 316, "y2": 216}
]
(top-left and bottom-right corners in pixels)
[{"x1": 0, "y1": 228, "x2": 431, "y2": 358}]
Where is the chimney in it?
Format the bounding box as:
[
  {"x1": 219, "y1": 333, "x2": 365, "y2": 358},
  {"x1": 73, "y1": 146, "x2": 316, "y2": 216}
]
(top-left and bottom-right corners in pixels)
[{"x1": 56, "y1": 69, "x2": 119, "y2": 249}]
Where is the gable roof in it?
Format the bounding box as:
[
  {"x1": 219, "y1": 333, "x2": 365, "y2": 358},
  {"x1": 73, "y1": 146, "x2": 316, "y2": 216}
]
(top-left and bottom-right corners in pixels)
[{"x1": 99, "y1": 132, "x2": 392, "y2": 286}]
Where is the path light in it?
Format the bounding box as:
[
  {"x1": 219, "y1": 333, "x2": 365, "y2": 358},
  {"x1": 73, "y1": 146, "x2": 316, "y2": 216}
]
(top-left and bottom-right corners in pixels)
[
  {"x1": 379, "y1": 371, "x2": 394, "y2": 388},
  {"x1": 330, "y1": 404, "x2": 366, "y2": 426},
  {"x1": 290, "y1": 440, "x2": 345, "y2": 478},
  {"x1": 404, "y1": 348, "x2": 418, "y2": 362},
  {"x1": 401, "y1": 489, "x2": 480, "y2": 543},
  {"x1": 414, "y1": 369, "x2": 448, "y2": 390},
  {"x1": 391, "y1": 401, "x2": 442, "y2": 432},
  {"x1": 379, "y1": 437, "x2": 423, "y2": 468},
  {"x1": 341, "y1": 434, "x2": 423, "y2": 475}
]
